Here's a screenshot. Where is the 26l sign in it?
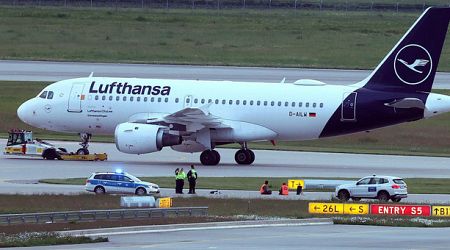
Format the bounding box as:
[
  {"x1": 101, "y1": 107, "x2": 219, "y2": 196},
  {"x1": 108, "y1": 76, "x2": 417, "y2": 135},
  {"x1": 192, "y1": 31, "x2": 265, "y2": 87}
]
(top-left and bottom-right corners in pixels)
[{"x1": 370, "y1": 204, "x2": 431, "y2": 216}]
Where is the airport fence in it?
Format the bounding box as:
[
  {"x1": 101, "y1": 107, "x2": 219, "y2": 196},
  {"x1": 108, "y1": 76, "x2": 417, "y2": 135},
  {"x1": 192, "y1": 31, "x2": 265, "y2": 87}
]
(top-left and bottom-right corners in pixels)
[
  {"x1": 0, "y1": 207, "x2": 209, "y2": 225},
  {"x1": 0, "y1": 0, "x2": 449, "y2": 12}
]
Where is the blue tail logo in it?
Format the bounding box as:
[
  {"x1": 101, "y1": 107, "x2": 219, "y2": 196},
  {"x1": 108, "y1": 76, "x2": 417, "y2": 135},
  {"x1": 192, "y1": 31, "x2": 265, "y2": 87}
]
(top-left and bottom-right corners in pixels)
[{"x1": 394, "y1": 44, "x2": 432, "y2": 85}]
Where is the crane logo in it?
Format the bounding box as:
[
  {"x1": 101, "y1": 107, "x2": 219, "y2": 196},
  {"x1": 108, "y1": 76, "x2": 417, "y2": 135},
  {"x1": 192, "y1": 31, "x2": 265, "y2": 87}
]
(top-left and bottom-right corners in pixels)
[{"x1": 394, "y1": 44, "x2": 432, "y2": 85}]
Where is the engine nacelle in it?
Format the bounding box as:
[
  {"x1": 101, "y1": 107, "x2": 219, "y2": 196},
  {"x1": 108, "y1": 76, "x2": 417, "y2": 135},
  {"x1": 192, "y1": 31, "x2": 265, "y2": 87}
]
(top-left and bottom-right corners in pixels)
[{"x1": 115, "y1": 123, "x2": 181, "y2": 154}]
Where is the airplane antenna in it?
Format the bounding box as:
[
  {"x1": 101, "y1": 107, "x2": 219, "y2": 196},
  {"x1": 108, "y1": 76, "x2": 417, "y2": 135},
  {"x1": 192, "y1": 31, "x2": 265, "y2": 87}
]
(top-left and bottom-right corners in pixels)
[
  {"x1": 280, "y1": 77, "x2": 286, "y2": 84},
  {"x1": 88, "y1": 72, "x2": 94, "y2": 78}
]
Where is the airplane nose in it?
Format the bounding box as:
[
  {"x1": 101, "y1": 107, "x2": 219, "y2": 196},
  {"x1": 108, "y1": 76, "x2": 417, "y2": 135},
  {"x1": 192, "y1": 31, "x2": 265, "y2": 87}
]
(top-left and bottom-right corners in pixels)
[{"x1": 17, "y1": 101, "x2": 30, "y2": 123}]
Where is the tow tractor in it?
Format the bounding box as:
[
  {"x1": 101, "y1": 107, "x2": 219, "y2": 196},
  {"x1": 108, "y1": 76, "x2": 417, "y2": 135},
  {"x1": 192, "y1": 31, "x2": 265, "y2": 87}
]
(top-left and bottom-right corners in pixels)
[{"x1": 3, "y1": 129, "x2": 107, "y2": 161}]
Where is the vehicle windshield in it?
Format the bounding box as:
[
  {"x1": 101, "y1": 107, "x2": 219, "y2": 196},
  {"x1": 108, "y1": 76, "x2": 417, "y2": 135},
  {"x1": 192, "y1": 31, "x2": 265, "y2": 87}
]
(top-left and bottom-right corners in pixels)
[
  {"x1": 393, "y1": 179, "x2": 406, "y2": 184},
  {"x1": 126, "y1": 174, "x2": 141, "y2": 182}
]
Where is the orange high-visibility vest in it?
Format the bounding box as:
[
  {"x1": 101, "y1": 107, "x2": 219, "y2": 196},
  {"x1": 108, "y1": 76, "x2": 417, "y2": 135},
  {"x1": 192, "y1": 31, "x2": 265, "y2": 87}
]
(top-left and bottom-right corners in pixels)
[
  {"x1": 281, "y1": 185, "x2": 289, "y2": 195},
  {"x1": 260, "y1": 184, "x2": 266, "y2": 194}
]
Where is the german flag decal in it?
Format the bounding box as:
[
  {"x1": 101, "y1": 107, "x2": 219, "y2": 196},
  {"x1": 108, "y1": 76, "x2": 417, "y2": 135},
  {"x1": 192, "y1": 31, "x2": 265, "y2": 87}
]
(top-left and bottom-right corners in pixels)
[{"x1": 309, "y1": 112, "x2": 317, "y2": 117}]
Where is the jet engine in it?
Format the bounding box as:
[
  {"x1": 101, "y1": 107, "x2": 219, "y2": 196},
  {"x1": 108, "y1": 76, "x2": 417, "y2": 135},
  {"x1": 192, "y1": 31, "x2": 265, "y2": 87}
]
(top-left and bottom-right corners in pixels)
[{"x1": 115, "y1": 123, "x2": 181, "y2": 154}]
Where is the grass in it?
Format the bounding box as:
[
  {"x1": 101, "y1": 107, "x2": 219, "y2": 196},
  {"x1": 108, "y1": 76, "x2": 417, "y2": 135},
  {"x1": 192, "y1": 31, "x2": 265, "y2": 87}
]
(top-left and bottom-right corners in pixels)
[
  {"x1": 1, "y1": 7, "x2": 450, "y2": 70},
  {"x1": 1, "y1": 81, "x2": 450, "y2": 156},
  {"x1": 39, "y1": 177, "x2": 450, "y2": 194},
  {"x1": 0, "y1": 232, "x2": 107, "y2": 248}
]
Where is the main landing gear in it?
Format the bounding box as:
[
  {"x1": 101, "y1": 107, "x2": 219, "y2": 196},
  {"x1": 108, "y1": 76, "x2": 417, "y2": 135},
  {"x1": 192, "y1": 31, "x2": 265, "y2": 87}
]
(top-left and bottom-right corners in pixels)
[
  {"x1": 199, "y1": 142, "x2": 255, "y2": 166},
  {"x1": 235, "y1": 142, "x2": 255, "y2": 165},
  {"x1": 76, "y1": 133, "x2": 91, "y2": 155}
]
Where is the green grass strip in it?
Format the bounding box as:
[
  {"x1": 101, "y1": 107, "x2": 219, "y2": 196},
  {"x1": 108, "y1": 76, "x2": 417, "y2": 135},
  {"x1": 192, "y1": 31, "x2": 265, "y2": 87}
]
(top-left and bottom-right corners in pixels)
[{"x1": 0, "y1": 232, "x2": 107, "y2": 248}]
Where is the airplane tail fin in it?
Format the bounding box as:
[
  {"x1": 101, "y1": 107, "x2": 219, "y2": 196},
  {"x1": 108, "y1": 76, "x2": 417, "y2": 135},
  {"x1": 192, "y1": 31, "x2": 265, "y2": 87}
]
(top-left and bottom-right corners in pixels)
[{"x1": 360, "y1": 7, "x2": 450, "y2": 93}]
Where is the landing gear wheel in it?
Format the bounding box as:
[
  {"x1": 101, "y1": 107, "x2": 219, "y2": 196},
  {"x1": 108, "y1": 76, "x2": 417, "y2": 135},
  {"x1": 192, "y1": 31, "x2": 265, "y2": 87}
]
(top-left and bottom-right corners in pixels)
[
  {"x1": 200, "y1": 150, "x2": 220, "y2": 166},
  {"x1": 76, "y1": 148, "x2": 89, "y2": 155},
  {"x1": 235, "y1": 149, "x2": 255, "y2": 165}
]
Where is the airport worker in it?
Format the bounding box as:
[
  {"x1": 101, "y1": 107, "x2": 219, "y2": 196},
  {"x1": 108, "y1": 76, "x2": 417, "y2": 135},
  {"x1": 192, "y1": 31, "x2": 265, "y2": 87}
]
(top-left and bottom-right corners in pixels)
[
  {"x1": 260, "y1": 180, "x2": 272, "y2": 195},
  {"x1": 174, "y1": 168, "x2": 180, "y2": 193},
  {"x1": 187, "y1": 165, "x2": 198, "y2": 194},
  {"x1": 176, "y1": 168, "x2": 187, "y2": 194},
  {"x1": 279, "y1": 182, "x2": 289, "y2": 195}
]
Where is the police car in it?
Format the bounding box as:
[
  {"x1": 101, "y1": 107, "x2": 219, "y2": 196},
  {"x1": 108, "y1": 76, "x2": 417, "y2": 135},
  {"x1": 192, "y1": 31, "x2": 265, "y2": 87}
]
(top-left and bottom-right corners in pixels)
[
  {"x1": 85, "y1": 171, "x2": 160, "y2": 195},
  {"x1": 335, "y1": 175, "x2": 407, "y2": 202}
]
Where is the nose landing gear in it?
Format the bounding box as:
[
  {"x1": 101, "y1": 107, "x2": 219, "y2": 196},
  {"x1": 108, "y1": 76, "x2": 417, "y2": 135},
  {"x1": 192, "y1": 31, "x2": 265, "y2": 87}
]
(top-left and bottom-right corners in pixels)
[{"x1": 76, "y1": 133, "x2": 91, "y2": 155}]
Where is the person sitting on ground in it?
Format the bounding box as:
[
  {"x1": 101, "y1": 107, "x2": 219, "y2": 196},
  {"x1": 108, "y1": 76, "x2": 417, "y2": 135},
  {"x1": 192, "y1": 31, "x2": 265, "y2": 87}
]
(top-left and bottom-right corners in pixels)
[
  {"x1": 260, "y1": 180, "x2": 272, "y2": 195},
  {"x1": 279, "y1": 182, "x2": 289, "y2": 195}
]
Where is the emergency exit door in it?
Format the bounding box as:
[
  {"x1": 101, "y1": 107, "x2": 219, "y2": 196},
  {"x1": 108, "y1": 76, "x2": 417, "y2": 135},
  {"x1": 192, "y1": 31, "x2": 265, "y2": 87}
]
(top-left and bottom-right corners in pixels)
[
  {"x1": 341, "y1": 92, "x2": 357, "y2": 121},
  {"x1": 67, "y1": 83, "x2": 84, "y2": 113}
]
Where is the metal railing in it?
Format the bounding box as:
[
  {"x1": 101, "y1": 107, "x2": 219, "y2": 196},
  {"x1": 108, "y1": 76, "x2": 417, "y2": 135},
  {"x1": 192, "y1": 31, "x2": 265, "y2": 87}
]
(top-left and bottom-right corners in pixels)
[
  {"x1": 0, "y1": 207, "x2": 208, "y2": 225},
  {"x1": 0, "y1": 0, "x2": 449, "y2": 12}
]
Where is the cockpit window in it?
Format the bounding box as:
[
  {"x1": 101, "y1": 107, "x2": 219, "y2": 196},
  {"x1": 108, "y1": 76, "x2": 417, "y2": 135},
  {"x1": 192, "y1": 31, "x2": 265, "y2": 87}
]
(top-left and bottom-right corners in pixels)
[
  {"x1": 47, "y1": 91, "x2": 54, "y2": 99},
  {"x1": 39, "y1": 91, "x2": 48, "y2": 99}
]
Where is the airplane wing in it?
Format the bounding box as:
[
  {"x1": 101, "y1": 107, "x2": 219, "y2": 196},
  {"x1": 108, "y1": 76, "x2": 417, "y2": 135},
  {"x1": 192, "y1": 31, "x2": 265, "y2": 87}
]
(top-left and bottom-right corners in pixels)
[{"x1": 129, "y1": 104, "x2": 230, "y2": 132}]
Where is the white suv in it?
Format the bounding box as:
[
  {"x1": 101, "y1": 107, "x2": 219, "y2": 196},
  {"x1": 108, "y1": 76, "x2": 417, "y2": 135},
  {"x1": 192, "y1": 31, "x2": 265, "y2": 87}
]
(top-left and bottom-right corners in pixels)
[
  {"x1": 335, "y1": 175, "x2": 407, "y2": 202},
  {"x1": 85, "y1": 171, "x2": 160, "y2": 195}
]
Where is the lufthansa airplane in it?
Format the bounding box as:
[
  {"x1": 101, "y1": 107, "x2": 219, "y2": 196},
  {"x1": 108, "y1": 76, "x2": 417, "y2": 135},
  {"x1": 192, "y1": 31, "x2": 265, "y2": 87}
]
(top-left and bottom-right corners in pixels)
[{"x1": 17, "y1": 7, "x2": 450, "y2": 165}]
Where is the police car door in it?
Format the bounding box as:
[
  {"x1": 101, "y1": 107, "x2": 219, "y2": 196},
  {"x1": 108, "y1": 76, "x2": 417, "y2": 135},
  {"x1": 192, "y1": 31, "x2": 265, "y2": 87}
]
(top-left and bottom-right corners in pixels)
[{"x1": 116, "y1": 175, "x2": 134, "y2": 194}]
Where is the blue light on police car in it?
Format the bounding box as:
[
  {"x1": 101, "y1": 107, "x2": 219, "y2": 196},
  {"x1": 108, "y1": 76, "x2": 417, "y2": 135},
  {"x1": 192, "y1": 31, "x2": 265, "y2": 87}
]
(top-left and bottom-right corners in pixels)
[{"x1": 115, "y1": 168, "x2": 123, "y2": 174}]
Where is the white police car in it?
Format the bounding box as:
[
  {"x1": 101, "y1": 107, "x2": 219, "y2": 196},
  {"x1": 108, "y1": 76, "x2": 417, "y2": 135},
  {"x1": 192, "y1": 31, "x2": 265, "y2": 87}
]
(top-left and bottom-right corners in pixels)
[
  {"x1": 85, "y1": 171, "x2": 160, "y2": 195},
  {"x1": 335, "y1": 175, "x2": 407, "y2": 202}
]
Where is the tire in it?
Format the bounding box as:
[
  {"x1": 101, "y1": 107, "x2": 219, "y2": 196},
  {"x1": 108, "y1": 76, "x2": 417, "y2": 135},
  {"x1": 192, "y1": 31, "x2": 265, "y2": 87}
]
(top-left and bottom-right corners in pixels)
[
  {"x1": 338, "y1": 190, "x2": 350, "y2": 201},
  {"x1": 94, "y1": 186, "x2": 105, "y2": 195},
  {"x1": 352, "y1": 197, "x2": 361, "y2": 201},
  {"x1": 135, "y1": 187, "x2": 146, "y2": 196},
  {"x1": 391, "y1": 197, "x2": 402, "y2": 202},
  {"x1": 378, "y1": 191, "x2": 390, "y2": 202},
  {"x1": 235, "y1": 149, "x2": 255, "y2": 165},
  {"x1": 43, "y1": 149, "x2": 58, "y2": 160},
  {"x1": 76, "y1": 148, "x2": 89, "y2": 155},
  {"x1": 200, "y1": 150, "x2": 220, "y2": 166}
]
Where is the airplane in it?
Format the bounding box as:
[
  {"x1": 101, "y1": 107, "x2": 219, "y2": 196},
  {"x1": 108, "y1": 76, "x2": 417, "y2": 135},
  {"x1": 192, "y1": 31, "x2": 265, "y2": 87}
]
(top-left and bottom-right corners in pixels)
[{"x1": 17, "y1": 7, "x2": 450, "y2": 166}]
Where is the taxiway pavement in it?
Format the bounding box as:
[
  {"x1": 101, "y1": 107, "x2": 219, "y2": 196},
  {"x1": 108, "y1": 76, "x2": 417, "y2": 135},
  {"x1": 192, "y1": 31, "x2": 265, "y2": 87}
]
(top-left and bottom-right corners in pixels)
[{"x1": 1, "y1": 60, "x2": 450, "y2": 89}]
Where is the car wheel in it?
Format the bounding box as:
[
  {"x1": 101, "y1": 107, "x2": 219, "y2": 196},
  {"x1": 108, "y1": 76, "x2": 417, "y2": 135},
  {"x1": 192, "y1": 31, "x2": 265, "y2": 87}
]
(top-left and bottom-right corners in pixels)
[
  {"x1": 43, "y1": 149, "x2": 58, "y2": 160},
  {"x1": 136, "y1": 187, "x2": 146, "y2": 196},
  {"x1": 352, "y1": 197, "x2": 361, "y2": 201},
  {"x1": 94, "y1": 186, "x2": 105, "y2": 194},
  {"x1": 338, "y1": 190, "x2": 350, "y2": 201},
  {"x1": 378, "y1": 191, "x2": 390, "y2": 202},
  {"x1": 392, "y1": 197, "x2": 401, "y2": 202}
]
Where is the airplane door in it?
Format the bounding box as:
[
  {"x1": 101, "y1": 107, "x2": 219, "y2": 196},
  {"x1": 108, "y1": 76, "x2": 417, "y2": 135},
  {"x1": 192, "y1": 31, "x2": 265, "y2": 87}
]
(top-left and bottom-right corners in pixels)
[
  {"x1": 67, "y1": 83, "x2": 84, "y2": 113},
  {"x1": 184, "y1": 95, "x2": 192, "y2": 108},
  {"x1": 341, "y1": 92, "x2": 357, "y2": 121}
]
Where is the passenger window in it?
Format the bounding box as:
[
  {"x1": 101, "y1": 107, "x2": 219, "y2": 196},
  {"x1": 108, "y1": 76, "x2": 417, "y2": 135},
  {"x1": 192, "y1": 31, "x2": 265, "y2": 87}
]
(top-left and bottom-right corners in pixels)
[
  {"x1": 306, "y1": 102, "x2": 309, "y2": 108},
  {"x1": 144, "y1": 97, "x2": 148, "y2": 102},
  {"x1": 124, "y1": 176, "x2": 133, "y2": 182},
  {"x1": 137, "y1": 97, "x2": 141, "y2": 102},
  {"x1": 47, "y1": 91, "x2": 54, "y2": 99},
  {"x1": 257, "y1": 101, "x2": 261, "y2": 106},
  {"x1": 123, "y1": 96, "x2": 127, "y2": 101},
  {"x1": 215, "y1": 99, "x2": 219, "y2": 104},
  {"x1": 264, "y1": 101, "x2": 268, "y2": 106},
  {"x1": 313, "y1": 103, "x2": 317, "y2": 108},
  {"x1": 236, "y1": 100, "x2": 240, "y2": 105},
  {"x1": 102, "y1": 96, "x2": 106, "y2": 101},
  {"x1": 357, "y1": 178, "x2": 371, "y2": 185},
  {"x1": 229, "y1": 100, "x2": 233, "y2": 105},
  {"x1": 158, "y1": 97, "x2": 162, "y2": 102},
  {"x1": 285, "y1": 102, "x2": 289, "y2": 107},
  {"x1": 222, "y1": 100, "x2": 226, "y2": 104},
  {"x1": 243, "y1": 100, "x2": 247, "y2": 105},
  {"x1": 277, "y1": 101, "x2": 281, "y2": 106},
  {"x1": 116, "y1": 96, "x2": 120, "y2": 101},
  {"x1": 320, "y1": 103, "x2": 324, "y2": 108},
  {"x1": 39, "y1": 91, "x2": 48, "y2": 99},
  {"x1": 208, "y1": 99, "x2": 212, "y2": 103},
  {"x1": 175, "y1": 98, "x2": 179, "y2": 103},
  {"x1": 292, "y1": 102, "x2": 295, "y2": 107},
  {"x1": 130, "y1": 96, "x2": 134, "y2": 102},
  {"x1": 165, "y1": 98, "x2": 168, "y2": 102},
  {"x1": 299, "y1": 102, "x2": 302, "y2": 107},
  {"x1": 109, "y1": 96, "x2": 113, "y2": 101},
  {"x1": 250, "y1": 100, "x2": 254, "y2": 105},
  {"x1": 271, "y1": 101, "x2": 274, "y2": 106},
  {"x1": 151, "y1": 97, "x2": 155, "y2": 102},
  {"x1": 201, "y1": 99, "x2": 205, "y2": 104},
  {"x1": 194, "y1": 98, "x2": 198, "y2": 104},
  {"x1": 95, "y1": 95, "x2": 99, "y2": 100}
]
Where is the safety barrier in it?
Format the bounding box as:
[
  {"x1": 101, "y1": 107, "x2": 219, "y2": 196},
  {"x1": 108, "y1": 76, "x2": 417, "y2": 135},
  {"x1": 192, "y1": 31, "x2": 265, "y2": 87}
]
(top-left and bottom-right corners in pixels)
[{"x1": 0, "y1": 207, "x2": 208, "y2": 225}]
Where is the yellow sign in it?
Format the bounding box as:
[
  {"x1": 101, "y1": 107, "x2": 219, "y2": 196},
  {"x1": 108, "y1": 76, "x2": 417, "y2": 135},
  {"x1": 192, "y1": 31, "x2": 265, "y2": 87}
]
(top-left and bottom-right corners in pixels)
[
  {"x1": 432, "y1": 206, "x2": 450, "y2": 217},
  {"x1": 309, "y1": 202, "x2": 344, "y2": 215},
  {"x1": 343, "y1": 204, "x2": 369, "y2": 215},
  {"x1": 158, "y1": 197, "x2": 172, "y2": 208},
  {"x1": 288, "y1": 179, "x2": 305, "y2": 190}
]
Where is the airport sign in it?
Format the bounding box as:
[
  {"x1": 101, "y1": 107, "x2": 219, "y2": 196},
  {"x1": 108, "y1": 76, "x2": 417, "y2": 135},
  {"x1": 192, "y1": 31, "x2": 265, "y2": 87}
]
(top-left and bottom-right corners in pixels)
[
  {"x1": 432, "y1": 206, "x2": 450, "y2": 216},
  {"x1": 370, "y1": 204, "x2": 431, "y2": 216},
  {"x1": 157, "y1": 197, "x2": 172, "y2": 208},
  {"x1": 288, "y1": 179, "x2": 305, "y2": 190},
  {"x1": 343, "y1": 204, "x2": 369, "y2": 215},
  {"x1": 309, "y1": 203, "x2": 344, "y2": 215}
]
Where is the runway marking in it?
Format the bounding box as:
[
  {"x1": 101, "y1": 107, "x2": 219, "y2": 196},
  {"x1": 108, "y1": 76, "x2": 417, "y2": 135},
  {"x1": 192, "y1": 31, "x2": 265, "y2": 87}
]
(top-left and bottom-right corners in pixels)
[{"x1": 75, "y1": 221, "x2": 333, "y2": 237}]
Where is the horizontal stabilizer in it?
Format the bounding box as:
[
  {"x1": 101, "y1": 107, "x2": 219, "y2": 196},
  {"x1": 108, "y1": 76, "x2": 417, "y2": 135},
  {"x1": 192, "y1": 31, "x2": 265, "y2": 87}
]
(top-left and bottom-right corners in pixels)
[{"x1": 384, "y1": 98, "x2": 425, "y2": 109}]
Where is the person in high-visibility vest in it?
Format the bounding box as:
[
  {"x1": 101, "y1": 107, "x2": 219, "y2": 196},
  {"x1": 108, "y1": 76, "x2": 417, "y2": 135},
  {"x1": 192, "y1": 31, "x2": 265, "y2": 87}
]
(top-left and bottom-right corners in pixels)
[
  {"x1": 279, "y1": 182, "x2": 289, "y2": 195},
  {"x1": 260, "y1": 180, "x2": 272, "y2": 195},
  {"x1": 187, "y1": 165, "x2": 198, "y2": 194},
  {"x1": 175, "y1": 168, "x2": 187, "y2": 194}
]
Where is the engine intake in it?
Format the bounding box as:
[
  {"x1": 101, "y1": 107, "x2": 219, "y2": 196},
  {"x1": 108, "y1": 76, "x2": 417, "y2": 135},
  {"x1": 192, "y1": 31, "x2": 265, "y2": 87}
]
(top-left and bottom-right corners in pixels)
[{"x1": 115, "y1": 123, "x2": 181, "y2": 154}]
